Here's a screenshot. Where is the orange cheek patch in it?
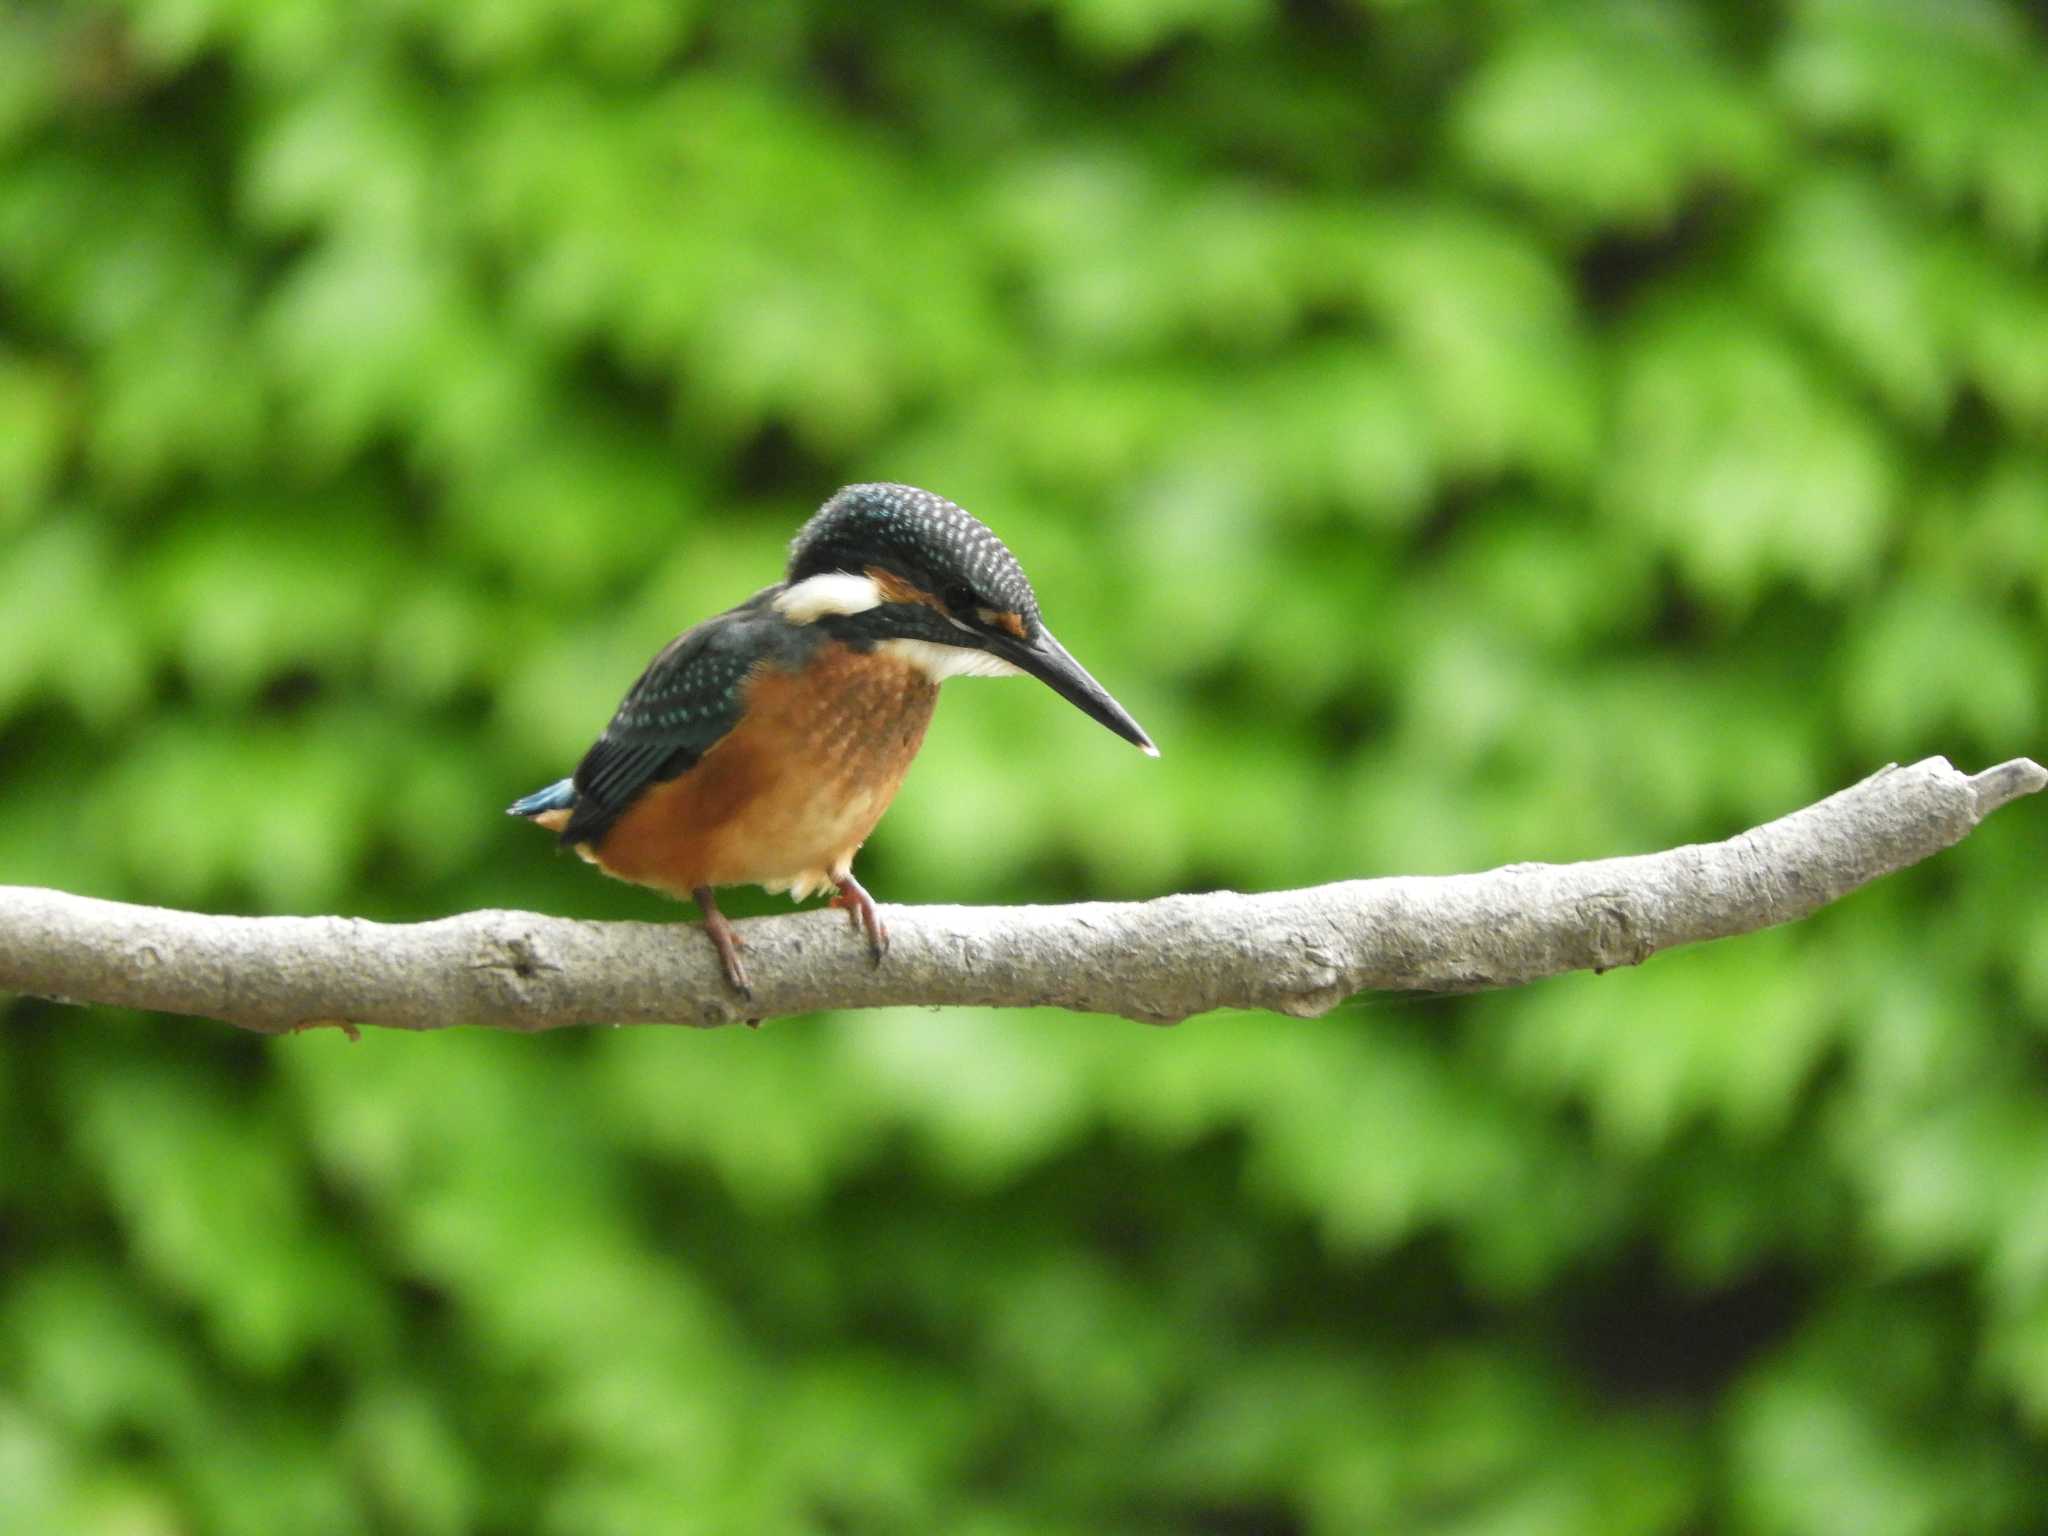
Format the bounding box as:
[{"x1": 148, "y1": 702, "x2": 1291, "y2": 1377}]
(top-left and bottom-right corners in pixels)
[
  {"x1": 867, "y1": 567, "x2": 938, "y2": 608},
  {"x1": 987, "y1": 609, "x2": 1027, "y2": 639}
]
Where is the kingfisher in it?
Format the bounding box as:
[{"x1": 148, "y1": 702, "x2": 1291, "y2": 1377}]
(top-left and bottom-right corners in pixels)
[{"x1": 508, "y1": 483, "x2": 1157, "y2": 997}]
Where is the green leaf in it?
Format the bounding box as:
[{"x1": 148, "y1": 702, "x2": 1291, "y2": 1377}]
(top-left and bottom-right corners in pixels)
[
  {"x1": 1458, "y1": 8, "x2": 1781, "y2": 228},
  {"x1": 6, "y1": 1262, "x2": 203, "y2": 1439},
  {"x1": 1777, "y1": 0, "x2": 2048, "y2": 253},
  {"x1": 1503, "y1": 929, "x2": 1841, "y2": 1153},
  {"x1": 1028, "y1": 0, "x2": 1270, "y2": 60},
  {"x1": 1603, "y1": 301, "x2": 1897, "y2": 607},
  {"x1": 1839, "y1": 584, "x2": 2038, "y2": 752},
  {"x1": 61, "y1": 1049, "x2": 390, "y2": 1374},
  {"x1": 346, "y1": 1381, "x2": 481, "y2": 1536},
  {"x1": 1756, "y1": 171, "x2": 1953, "y2": 424},
  {"x1": 0, "y1": 355, "x2": 72, "y2": 523}
]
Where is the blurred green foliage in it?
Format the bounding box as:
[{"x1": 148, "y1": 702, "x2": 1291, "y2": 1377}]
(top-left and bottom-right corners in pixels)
[{"x1": 3, "y1": 0, "x2": 2047, "y2": 1531}]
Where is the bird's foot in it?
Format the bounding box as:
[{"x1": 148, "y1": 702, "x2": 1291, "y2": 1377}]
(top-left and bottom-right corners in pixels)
[
  {"x1": 830, "y1": 874, "x2": 888, "y2": 965},
  {"x1": 692, "y1": 886, "x2": 754, "y2": 1001}
]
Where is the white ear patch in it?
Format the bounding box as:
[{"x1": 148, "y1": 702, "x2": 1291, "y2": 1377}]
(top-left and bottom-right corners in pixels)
[
  {"x1": 878, "y1": 638, "x2": 1025, "y2": 682},
  {"x1": 774, "y1": 572, "x2": 884, "y2": 623}
]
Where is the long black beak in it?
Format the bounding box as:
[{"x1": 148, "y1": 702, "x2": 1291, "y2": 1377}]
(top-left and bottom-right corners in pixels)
[{"x1": 998, "y1": 626, "x2": 1158, "y2": 755}]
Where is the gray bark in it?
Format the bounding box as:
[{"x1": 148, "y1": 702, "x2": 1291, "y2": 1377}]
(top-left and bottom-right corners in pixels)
[{"x1": 0, "y1": 756, "x2": 2039, "y2": 1033}]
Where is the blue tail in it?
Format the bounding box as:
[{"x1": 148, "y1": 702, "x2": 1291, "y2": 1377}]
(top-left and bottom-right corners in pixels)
[{"x1": 507, "y1": 777, "x2": 577, "y2": 819}]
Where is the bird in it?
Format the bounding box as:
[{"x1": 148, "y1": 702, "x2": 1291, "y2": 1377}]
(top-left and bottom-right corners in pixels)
[{"x1": 508, "y1": 483, "x2": 1157, "y2": 998}]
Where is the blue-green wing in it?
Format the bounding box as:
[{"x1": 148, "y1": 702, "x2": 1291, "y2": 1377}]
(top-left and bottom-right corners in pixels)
[{"x1": 560, "y1": 593, "x2": 787, "y2": 847}]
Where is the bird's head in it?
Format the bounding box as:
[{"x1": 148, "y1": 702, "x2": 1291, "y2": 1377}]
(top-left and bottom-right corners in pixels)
[{"x1": 778, "y1": 483, "x2": 1157, "y2": 755}]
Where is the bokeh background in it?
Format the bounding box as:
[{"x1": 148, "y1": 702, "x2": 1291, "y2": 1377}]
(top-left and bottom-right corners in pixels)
[{"x1": 4, "y1": 0, "x2": 2048, "y2": 1531}]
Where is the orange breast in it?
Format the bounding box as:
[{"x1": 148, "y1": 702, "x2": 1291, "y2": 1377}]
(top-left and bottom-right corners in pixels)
[{"x1": 590, "y1": 643, "x2": 938, "y2": 900}]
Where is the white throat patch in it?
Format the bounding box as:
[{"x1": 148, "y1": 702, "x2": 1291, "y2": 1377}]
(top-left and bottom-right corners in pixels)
[
  {"x1": 878, "y1": 638, "x2": 1025, "y2": 682},
  {"x1": 773, "y1": 572, "x2": 883, "y2": 623}
]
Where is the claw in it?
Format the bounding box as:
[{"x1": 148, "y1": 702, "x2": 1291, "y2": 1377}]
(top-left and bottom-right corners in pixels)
[
  {"x1": 830, "y1": 873, "x2": 888, "y2": 965},
  {"x1": 692, "y1": 886, "x2": 753, "y2": 1000}
]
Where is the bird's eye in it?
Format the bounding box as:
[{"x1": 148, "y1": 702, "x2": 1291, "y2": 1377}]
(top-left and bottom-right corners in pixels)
[{"x1": 943, "y1": 583, "x2": 977, "y2": 614}]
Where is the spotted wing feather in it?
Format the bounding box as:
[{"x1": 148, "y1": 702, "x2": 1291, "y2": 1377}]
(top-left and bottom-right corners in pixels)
[{"x1": 560, "y1": 590, "x2": 786, "y2": 848}]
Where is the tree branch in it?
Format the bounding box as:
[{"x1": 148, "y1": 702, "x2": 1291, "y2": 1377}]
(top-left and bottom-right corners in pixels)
[{"x1": 1, "y1": 756, "x2": 2040, "y2": 1033}]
